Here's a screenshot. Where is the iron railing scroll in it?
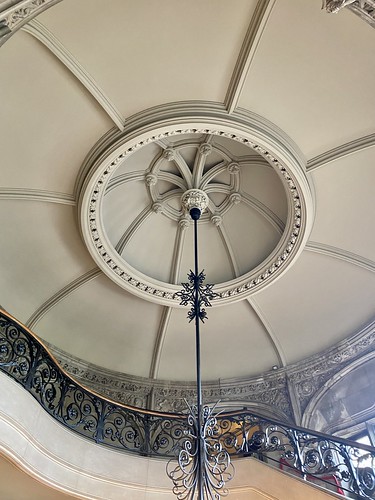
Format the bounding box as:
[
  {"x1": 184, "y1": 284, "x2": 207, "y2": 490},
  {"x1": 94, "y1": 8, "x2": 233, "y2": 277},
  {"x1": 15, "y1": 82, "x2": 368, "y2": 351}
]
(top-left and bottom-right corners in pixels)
[{"x1": 0, "y1": 309, "x2": 375, "y2": 498}]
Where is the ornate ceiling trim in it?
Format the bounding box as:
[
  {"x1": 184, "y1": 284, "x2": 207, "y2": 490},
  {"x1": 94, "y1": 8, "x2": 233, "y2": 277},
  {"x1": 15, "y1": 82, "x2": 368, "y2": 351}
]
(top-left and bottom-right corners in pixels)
[
  {"x1": 26, "y1": 268, "x2": 101, "y2": 329},
  {"x1": 307, "y1": 132, "x2": 375, "y2": 172},
  {"x1": 0, "y1": 0, "x2": 62, "y2": 47},
  {"x1": 22, "y1": 20, "x2": 126, "y2": 131},
  {"x1": 48, "y1": 317, "x2": 375, "y2": 425},
  {"x1": 0, "y1": 188, "x2": 75, "y2": 205},
  {"x1": 225, "y1": 0, "x2": 276, "y2": 113},
  {"x1": 324, "y1": 0, "x2": 375, "y2": 27},
  {"x1": 301, "y1": 351, "x2": 375, "y2": 434},
  {"x1": 288, "y1": 319, "x2": 375, "y2": 416},
  {"x1": 78, "y1": 105, "x2": 314, "y2": 307},
  {"x1": 305, "y1": 241, "x2": 375, "y2": 273}
]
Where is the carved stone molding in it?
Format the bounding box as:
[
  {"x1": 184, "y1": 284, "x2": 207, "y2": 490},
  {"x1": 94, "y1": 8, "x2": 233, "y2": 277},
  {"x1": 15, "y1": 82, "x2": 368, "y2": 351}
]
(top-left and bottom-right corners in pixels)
[
  {"x1": 46, "y1": 319, "x2": 375, "y2": 429},
  {"x1": 288, "y1": 320, "x2": 375, "y2": 415},
  {"x1": 77, "y1": 106, "x2": 314, "y2": 307},
  {"x1": 324, "y1": 0, "x2": 375, "y2": 28},
  {"x1": 0, "y1": 0, "x2": 61, "y2": 46}
]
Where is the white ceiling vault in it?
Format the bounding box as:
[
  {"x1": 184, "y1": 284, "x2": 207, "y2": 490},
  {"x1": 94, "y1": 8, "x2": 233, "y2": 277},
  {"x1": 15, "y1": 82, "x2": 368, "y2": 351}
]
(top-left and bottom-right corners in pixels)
[{"x1": 1, "y1": 0, "x2": 375, "y2": 385}]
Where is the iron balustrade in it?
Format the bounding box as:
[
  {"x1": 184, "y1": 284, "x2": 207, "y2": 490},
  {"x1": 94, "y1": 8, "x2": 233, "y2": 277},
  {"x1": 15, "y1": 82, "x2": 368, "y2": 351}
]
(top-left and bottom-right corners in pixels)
[{"x1": 0, "y1": 309, "x2": 375, "y2": 498}]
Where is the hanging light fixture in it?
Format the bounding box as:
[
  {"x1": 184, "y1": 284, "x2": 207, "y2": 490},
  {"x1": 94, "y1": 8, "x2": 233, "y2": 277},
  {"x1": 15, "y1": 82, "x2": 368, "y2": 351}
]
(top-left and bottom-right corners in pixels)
[{"x1": 167, "y1": 189, "x2": 235, "y2": 499}]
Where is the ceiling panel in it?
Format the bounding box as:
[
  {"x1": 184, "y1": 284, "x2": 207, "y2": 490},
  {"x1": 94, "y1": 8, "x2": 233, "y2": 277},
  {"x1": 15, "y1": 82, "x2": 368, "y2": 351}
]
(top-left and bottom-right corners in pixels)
[
  {"x1": 157, "y1": 300, "x2": 278, "y2": 381},
  {"x1": 254, "y1": 251, "x2": 375, "y2": 365},
  {"x1": 38, "y1": 0, "x2": 258, "y2": 116},
  {"x1": 239, "y1": 0, "x2": 375, "y2": 158},
  {"x1": 0, "y1": 201, "x2": 94, "y2": 323},
  {"x1": 309, "y1": 146, "x2": 375, "y2": 261},
  {"x1": 35, "y1": 274, "x2": 162, "y2": 377},
  {"x1": 0, "y1": 30, "x2": 112, "y2": 194}
]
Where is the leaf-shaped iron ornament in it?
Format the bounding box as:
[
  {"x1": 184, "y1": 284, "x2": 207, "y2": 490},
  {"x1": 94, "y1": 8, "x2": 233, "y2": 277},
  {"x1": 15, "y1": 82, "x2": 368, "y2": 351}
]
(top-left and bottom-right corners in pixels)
[{"x1": 176, "y1": 270, "x2": 217, "y2": 323}]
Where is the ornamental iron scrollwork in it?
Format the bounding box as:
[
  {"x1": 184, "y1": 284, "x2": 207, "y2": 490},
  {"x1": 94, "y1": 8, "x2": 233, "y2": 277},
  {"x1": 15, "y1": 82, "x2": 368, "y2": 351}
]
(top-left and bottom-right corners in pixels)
[
  {"x1": 1, "y1": 310, "x2": 375, "y2": 498},
  {"x1": 167, "y1": 403, "x2": 234, "y2": 499}
]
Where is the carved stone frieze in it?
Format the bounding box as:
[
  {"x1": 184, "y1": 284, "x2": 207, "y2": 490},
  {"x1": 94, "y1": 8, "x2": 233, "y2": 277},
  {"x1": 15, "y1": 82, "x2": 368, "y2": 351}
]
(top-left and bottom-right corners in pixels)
[
  {"x1": 46, "y1": 320, "x2": 375, "y2": 428},
  {"x1": 288, "y1": 321, "x2": 375, "y2": 413}
]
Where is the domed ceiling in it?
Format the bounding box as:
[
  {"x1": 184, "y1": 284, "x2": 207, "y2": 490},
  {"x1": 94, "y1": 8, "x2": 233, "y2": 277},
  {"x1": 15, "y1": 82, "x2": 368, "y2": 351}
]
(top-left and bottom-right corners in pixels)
[{"x1": 1, "y1": 0, "x2": 375, "y2": 385}]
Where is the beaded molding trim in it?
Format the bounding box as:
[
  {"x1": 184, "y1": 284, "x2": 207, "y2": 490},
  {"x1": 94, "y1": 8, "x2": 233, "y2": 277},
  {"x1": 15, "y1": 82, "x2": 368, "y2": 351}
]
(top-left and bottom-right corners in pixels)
[{"x1": 85, "y1": 128, "x2": 303, "y2": 304}]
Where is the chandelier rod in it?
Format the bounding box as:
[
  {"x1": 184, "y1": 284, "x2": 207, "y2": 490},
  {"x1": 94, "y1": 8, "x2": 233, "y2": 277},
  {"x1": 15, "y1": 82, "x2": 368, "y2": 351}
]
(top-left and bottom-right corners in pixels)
[
  {"x1": 167, "y1": 189, "x2": 233, "y2": 499},
  {"x1": 191, "y1": 206, "x2": 204, "y2": 499}
]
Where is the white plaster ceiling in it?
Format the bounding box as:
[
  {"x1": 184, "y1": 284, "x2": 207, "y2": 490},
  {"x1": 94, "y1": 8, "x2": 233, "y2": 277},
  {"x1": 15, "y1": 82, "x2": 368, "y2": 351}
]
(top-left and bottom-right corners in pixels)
[{"x1": 1, "y1": 0, "x2": 375, "y2": 384}]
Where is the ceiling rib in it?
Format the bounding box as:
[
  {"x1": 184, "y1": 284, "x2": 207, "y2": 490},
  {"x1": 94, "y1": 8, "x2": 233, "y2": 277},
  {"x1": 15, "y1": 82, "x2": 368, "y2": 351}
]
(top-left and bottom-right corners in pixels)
[
  {"x1": 247, "y1": 297, "x2": 286, "y2": 367},
  {"x1": 26, "y1": 268, "x2": 101, "y2": 330},
  {"x1": 22, "y1": 19, "x2": 125, "y2": 131},
  {"x1": 173, "y1": 152, "x2": 193, "y2": 189},
  {"x1": 307, "y1": 133, "x2": 375, "y2": 172},
  {"x1": 169, "y1": 221, "x2": 189, "y2": 285},
  {"x1": 149, "y1": 306, "x2": 172, "y2": 380},
  {"x1": 0, "y1": 188, "x2": 75, "y2": 205},
  {"x1": 241, "y1": 192, "x2": 285, "y2": 234},
  {"x1": 224, "y1": 0, "x2": 276, "y2": 114},
  {"x1": 106, "y1": 172, "x2": 145, "y2": 194},
  {"x1": 216, "y1": 223, "x2": 240, "y2": 278},
  {"x1": 115, "y1": 205, "x2": 153, "y2": 256},
  {"x1": 192, "y1": 134, "x2": 212, "y2": 188},
  {"x1": 149, "y1": 223, "x2": 188, "y2": 379},
  {"x1": 216, "y1": 221, "x2": 286, "y2": 367},
  {"x1": 305, "y1": 241, "x2": 375, "y2": 273}
]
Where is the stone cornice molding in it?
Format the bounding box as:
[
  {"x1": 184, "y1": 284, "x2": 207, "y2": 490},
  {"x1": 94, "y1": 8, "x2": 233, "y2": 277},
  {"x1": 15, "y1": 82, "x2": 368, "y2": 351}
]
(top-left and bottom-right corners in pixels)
[
  {"x1": 77, "y1": 103, "x2": 313, "y2": 307},
  {"x1": 22, "y1": 20, "x2": 126, "y2": 131},
  {"x1": 0, "y1": 0, "x2": 61, "y2": 46}
]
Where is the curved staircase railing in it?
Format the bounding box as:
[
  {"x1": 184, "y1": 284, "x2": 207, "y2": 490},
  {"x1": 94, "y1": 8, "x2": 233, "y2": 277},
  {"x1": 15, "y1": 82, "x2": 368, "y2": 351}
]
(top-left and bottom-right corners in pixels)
[{"x1": 1, "y1": 308, "x2": 374, "y2": 498}]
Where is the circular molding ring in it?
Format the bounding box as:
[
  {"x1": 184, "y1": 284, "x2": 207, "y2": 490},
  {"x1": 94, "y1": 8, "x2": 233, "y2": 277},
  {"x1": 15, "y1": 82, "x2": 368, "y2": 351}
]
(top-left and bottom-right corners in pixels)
[{"x1": 78, "y1": 106, "x2": 314, "y2": 307}]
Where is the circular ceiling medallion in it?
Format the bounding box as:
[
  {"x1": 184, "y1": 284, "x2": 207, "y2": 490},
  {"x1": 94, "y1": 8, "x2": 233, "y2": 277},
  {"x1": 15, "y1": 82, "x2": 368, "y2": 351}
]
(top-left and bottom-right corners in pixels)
[{"x1": 78, "y1": 111, "x2": 314, "y2": 307}]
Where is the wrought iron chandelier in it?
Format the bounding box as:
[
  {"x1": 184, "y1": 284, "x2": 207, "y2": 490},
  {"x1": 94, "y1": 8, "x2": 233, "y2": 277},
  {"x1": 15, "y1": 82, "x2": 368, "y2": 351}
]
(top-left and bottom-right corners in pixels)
[{"x1": 167, "y1": 189, "x2": 234, "y2": 499}]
